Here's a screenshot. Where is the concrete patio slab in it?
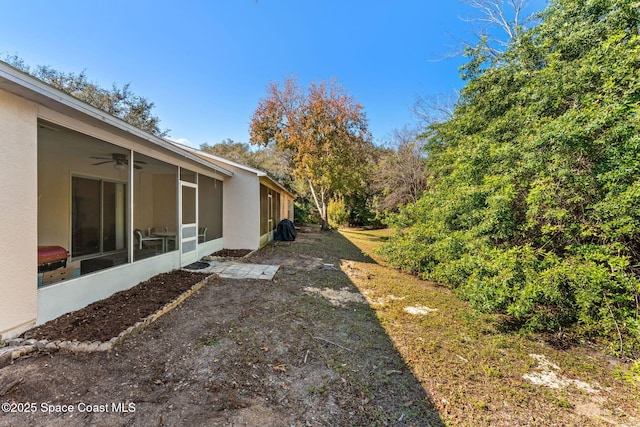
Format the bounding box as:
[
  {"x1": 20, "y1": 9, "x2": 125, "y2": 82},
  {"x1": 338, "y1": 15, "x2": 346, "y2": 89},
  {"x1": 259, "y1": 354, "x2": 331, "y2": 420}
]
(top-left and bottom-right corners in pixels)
[{"x1": 195, "y1": 262, "x2": 280, "y2": 280}]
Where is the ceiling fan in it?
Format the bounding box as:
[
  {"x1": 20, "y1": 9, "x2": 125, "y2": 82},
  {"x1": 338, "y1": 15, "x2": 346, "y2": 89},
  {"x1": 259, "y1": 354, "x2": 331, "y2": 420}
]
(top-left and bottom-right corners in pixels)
[{"x1": 90, "y1": 153, "x2": 146, "y2": 170}]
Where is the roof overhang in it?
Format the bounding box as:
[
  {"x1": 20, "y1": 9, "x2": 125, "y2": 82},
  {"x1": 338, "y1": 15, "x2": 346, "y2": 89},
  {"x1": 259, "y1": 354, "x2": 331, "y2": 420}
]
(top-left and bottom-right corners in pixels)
[
  {"x1": 258, "y1": 176, "x2": 295, "y2": 199},
  {"x1": 0, "y1": 62, "x2": 233, "y2": 177},
  {"x1": 170, "y1": 141, "x2": 296, "y2": 198}
]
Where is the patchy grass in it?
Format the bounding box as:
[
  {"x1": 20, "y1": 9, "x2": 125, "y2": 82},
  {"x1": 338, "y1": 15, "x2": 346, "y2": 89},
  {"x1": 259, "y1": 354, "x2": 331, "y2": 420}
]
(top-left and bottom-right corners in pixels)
[
  {"x1": 3, "y1": 227, "x2": 637, "y2": 426},
  {"x1": 339, "y1": 227, "x2": 640, "y2": 427}
]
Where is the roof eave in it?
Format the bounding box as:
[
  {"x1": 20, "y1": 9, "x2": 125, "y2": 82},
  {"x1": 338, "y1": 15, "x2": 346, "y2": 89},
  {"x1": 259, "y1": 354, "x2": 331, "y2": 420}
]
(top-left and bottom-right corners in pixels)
[
  {"x1": 0, "y1": 62, "x2": 233, "y2": 177},
  {"x1": 171, "y1": 141, "x2": 295, "y2": 198}
]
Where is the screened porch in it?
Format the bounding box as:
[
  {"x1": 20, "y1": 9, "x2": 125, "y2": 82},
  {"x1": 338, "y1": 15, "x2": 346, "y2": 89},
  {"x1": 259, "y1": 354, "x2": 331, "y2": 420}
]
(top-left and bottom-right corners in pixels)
[{"x1": 36, "y1": 120, "x2": 223, "y2": 287}]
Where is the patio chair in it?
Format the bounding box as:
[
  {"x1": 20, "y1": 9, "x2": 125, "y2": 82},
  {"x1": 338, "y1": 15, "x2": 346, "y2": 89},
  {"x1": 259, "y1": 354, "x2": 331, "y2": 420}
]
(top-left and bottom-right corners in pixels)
[
  {"x1": 198, "y1": 227, "x2": 207, "y2": 243},
  {"x1": 134, "y1": 229, "x2": 164, "y2": 250}
]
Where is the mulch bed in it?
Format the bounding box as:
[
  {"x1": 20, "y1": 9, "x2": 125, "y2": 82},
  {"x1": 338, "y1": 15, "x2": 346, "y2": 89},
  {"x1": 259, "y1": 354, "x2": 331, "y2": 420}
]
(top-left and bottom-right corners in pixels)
[
  {"x1": 23, "y1": 270, "x2": 211, "y2": 343},
  {"x1": 210, "y1": 249, "x2": 252, "y2": 257}
]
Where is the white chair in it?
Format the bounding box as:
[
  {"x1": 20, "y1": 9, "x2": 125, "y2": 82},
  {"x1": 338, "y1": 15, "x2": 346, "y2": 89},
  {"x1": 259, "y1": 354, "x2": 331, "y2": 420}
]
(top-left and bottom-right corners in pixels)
[
  {"x1": 198, "y1": 227, "x2": 207, "y2": 243},
  {"x1": 134, "y1": 229, "x2": 164, "y2": 251}
]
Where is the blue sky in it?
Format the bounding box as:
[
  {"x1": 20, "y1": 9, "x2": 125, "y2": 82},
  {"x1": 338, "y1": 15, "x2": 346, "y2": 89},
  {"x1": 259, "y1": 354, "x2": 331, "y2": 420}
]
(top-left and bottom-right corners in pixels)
[{"x1": 2, "y1": 0, "x2": 546, "y2": 147}]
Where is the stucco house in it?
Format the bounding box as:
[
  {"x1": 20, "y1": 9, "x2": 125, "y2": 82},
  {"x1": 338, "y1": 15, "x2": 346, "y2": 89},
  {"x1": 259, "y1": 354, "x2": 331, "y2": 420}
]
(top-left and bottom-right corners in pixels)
[{"x1": 0, "y1": 62, "x2": 294, "y2": 340}]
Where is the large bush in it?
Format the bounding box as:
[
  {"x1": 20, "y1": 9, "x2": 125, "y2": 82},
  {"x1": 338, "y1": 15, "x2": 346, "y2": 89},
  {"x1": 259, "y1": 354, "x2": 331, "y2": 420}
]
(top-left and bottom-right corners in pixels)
[
  {"x1": 382, "y1": 0, "x2": 640, "y2": 355},
  {"x1": 327, "y1": 196, "x2": 350, "y2": 228}
]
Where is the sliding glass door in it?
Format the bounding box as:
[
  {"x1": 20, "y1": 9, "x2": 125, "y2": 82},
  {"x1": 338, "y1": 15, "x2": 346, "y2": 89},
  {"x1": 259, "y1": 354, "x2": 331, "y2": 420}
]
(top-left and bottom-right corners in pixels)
[{"x1": 72, "y1": 176, "x2": 126, "y2": 258}]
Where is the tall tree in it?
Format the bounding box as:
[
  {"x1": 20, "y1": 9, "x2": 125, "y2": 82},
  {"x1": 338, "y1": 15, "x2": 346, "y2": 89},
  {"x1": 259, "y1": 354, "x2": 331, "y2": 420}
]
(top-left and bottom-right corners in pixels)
[
  {"x1": 2, "y1": 55, "x2": 167, "y2": 136},
  {"x1": 458, "y1": 0, "x2": 537, "y2": 80},
  {"x1": 249, "y1": 77, "x2": 372, "y2": 230},
  {"x1": 373, "y1": 127, "x2": 428, "y2": 214},
  {"x1": 201, "y1": 139, "x2": 258, "y2": 166},
  {"x1": 461, "y1": 0, "x2": 529, "y2": 55},
  {"x1": 418, "y1": 2, "x2": 533, "y2": 129},
  {"x1": 201, "y1": 139, "x2": 294, "y2": 189}
]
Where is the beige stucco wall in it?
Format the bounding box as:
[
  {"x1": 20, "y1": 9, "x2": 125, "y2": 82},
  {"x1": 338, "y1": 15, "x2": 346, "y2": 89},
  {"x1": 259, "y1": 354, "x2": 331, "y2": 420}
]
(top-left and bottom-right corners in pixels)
[
  {"x1": 222, "y1": 167, "x2": 260, "y2": 249},
  {"x1": 0, "y1": 89, "x2": 38, "y2": 339}
]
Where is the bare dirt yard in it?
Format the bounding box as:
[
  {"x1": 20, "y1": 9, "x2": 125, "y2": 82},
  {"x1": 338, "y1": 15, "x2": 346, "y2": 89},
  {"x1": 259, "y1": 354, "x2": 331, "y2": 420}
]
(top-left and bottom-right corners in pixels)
[
  {"x1": 1, "y1": 228, "x2": 638, "y2": 426},
  {"x1": 0, "y1": 229, "x2": 441, "y2": 426}
]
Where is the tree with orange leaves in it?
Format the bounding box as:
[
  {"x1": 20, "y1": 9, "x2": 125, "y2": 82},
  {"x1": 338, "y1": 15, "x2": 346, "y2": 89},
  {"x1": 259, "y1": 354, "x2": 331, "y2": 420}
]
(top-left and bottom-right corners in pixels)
[{"x1": 250, "y1": 77, "x2": 372, "y2": 230}]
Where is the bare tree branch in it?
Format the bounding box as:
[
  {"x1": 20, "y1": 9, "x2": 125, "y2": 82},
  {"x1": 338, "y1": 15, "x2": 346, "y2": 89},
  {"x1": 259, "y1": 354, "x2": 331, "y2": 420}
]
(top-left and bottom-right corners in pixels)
[
  {"x1": 459, "y1": 0, "x2": 529, "y2": 56},
  {"x1": 461, "y1": 0, "x2": 527, "y2": 40},
  {"x1": 413, "y1": 92, "x2": 459, "y2": 126},
  {"x1": 373, "y1": 126, "x2": 429, "y2": 213}
]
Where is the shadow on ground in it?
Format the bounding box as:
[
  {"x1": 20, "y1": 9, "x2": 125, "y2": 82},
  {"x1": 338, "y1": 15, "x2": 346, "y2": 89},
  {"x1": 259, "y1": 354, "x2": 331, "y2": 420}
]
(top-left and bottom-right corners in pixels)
[
  {"x1": 0, "y1": 228, "x2": 443, "y2": 426},
  {"x1": 252, "y1": 228, "x2": 445, "y2": 425}
]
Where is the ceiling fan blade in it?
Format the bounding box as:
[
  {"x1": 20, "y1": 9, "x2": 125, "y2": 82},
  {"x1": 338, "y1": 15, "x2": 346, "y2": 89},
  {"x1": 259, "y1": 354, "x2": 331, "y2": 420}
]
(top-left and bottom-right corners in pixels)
[
  {"x1": 90, "y1": 156, "x2": 112, "y2": 160},
  {"x1": 133, "y1": 160, "x2": 147, "y2": 164},
  {"x1": 134, "y1": 164, "x2": 143, "y2": 170},
  {"x1": 92, "y1": 161, "x2": 113, "y2": 166}
]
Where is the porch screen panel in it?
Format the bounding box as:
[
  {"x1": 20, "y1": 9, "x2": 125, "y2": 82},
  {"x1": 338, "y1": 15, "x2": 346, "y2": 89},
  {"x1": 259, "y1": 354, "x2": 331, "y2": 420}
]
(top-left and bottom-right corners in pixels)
[
  {"x1": 132, "y1": 153, "x2": 178, "y2": 261},
  {"x1": 212, "y1": 178, "x2": 222, "y2": 238},
  {"x1": 103, "y1": 182, "x2": 117, "y2": 252},
  {"x1": 198, "y1": 175, "x2": 223, "y2": 241},
  {"x1": 259, "y1": 185, "x2": 280, "y2": 234},
  {"x1": 72, "y1": 178, "x2": 127, "y2": 258},
  {"x1": 260, "y1": 184, "x2": 269, "y2": 235},
  {"x1": 180, "y1": 168, "x2": 197, "y2": 184},
  {"x1": 72, "y1": 177, "x2": 101, "y2": 257},
  {"x1": 182, "y1": 186, "x2": 196, "y2": 225},
  {"x1": 102, "y1": 182, "x2": 125, "y2": 252},
  {"x1": 275, "y1": 192, "x2": 281, "y2": 229}
]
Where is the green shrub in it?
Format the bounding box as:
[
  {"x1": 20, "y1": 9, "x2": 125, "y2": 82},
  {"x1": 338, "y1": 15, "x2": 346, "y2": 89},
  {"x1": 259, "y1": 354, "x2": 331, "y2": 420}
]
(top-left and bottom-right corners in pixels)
[
  {"x1": 294, "y1": 199, "x2": 318, "y2": 225},
  {"x1": 378, "y1": 0, "x2": 640, "y2": 356},
  {"x1": 328, "y1": 196, "x2": 350, "y2": 228}
]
